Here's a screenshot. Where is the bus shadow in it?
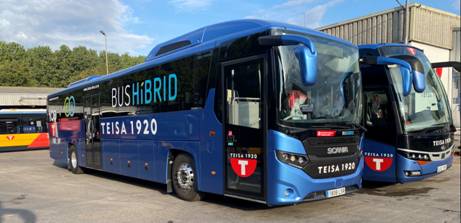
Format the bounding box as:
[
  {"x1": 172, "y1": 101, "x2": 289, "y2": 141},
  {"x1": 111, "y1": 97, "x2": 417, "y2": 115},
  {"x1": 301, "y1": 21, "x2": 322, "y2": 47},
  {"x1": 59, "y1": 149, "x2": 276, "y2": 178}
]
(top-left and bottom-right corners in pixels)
[
  {"x1": 65, "y1": 167, "x2": 269, "y2": 210},
  {"x1": 201, "y1": 194, "x2": 268, "y2": 210},
  {"x1": 362, "y1": 180, "x2": 395, "y2": 189},
  {"x1": 0, "y1": 201, "x2": 37, "y2": 223},
  {"x1": 80, "y1": 168, "x2": 168, "y2": 193}
]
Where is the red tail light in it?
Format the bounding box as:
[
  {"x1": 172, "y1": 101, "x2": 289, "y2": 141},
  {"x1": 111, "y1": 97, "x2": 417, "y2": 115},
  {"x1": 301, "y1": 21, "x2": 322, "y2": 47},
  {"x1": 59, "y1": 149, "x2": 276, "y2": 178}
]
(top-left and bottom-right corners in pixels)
[{"x1": 316, "y1": 130, "x2": 336, "y2": 137}]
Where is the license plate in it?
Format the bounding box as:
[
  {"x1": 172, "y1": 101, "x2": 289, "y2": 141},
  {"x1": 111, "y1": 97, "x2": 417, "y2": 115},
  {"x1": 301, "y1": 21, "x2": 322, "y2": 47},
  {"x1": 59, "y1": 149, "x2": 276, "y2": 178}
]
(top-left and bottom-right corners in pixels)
[
  {"x1": 437, "y1": 164, "x2": 447, "y2": 173},
  {"x1": 325, "y1": 187, "x2": 346, "y2": 198}
]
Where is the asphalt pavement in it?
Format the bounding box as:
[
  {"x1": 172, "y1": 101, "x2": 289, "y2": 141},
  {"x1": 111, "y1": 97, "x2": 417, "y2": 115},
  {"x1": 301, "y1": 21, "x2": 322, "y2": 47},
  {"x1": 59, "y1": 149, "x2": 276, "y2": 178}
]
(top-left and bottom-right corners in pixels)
[{"x1": 0, "y1": 150, "x2": 459, "y2": 223}]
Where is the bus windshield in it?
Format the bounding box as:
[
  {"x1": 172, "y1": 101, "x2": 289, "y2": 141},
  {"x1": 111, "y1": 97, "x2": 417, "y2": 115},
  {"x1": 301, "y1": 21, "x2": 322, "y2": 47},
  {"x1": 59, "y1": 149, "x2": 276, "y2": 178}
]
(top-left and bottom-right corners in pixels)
[
  {"x1": 384, "y1": 47, "x2": 450, "y2": 132},
  {"x1": 276, "y1": 36, "x2": 361, "y2": 127}
]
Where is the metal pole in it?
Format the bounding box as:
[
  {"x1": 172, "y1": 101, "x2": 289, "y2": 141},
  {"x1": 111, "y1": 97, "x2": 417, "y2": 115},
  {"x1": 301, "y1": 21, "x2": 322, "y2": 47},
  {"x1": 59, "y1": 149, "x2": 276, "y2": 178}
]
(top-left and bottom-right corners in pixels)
[
  {"x1": 404, "y1": 0, "x2": 409, "y2": 44},
  {"x1": 100, "y1": 30, "x2": 109, "y2": 75},
  {"x1": 104, "y1": 35, "x2": 109, "y2": 74}
]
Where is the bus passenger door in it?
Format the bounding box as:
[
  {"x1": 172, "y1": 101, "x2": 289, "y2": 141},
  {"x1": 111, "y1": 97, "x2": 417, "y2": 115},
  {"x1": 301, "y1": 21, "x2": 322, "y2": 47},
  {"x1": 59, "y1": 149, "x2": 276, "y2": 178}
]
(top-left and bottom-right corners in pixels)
[
  {"x1": 222, "y1": 56, "x2": 265, "y2": 201},
  {"x1": 84, "y1": 94, "x2": 102, "y2": 169},
  {"x1": 363, "y1": 89, "x2": 398, "y2": 182}
]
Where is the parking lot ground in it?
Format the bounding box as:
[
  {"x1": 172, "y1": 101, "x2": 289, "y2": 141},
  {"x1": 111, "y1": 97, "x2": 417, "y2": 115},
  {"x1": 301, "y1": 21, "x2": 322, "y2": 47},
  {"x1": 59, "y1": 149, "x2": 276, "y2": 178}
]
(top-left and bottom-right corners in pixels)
[{"x1": 0, "y1": 150, "x2": 459, "y2": 223}]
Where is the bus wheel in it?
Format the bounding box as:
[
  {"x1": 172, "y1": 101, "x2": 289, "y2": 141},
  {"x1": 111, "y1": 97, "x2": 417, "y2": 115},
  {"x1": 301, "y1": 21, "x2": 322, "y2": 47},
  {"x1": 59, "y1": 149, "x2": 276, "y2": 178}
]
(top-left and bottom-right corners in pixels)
[
  {"x1": 68, "y1": 146, "x2": 84, "y2": 174},
  {"x1": 172, "y1": 154, "x2": 202, "y2": 201}
]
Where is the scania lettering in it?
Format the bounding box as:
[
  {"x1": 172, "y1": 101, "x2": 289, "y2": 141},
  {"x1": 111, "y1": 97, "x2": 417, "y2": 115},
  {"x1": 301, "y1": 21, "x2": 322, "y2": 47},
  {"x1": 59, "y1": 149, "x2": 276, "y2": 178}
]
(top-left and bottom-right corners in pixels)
[
  {"x1": 47, "y1": 20, "x2": 365, "y2": 206},
  {"x1": 359, "y1": 44, "x2": 454, "y2": 183}
]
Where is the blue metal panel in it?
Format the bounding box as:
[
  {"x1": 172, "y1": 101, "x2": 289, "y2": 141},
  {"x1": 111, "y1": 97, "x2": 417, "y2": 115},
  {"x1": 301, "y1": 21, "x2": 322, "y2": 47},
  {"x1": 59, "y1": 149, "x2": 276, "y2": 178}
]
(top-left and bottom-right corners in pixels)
[
  {"x1": 76, "y1": 140, "x2": 86, "y2": 167},
  {"x1": 153, "y1": 142, "x2": 168, "y2": 183},
  {"x1": 50, "y1": 142, "x2": 67, "y2": 164},
  {"x1": 119, "y1": 140, "x2": 138, "y2": 177},
  {"x1": 362, "y1": 139, "x2": 397, "y2": 183},
  {"x1": 197, "y1": 89, "x2": 224, "y2": 195},
  {"x1": 266, "y1": 130, "x2": 363, "y2": 206},
  {"x1": 137, "y1": 140, "x2": 156, "y2": 181},
  {"x1": 268, "y1": 130, "x2": 306, "y2": 154},
  {"x1": 102, "y1": 139, "x2": 120, "y2": 173}
]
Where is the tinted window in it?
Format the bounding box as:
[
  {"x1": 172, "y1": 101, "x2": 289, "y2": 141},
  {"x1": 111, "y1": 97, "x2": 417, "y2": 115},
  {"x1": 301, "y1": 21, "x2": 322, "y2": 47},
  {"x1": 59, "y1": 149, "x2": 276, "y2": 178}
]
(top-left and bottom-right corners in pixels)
[
  {"x1": 0, "y1": 115, "x2": 48, "y2": 134},
  {"x1": 0, "y1": 119, "x2": 18, "y2": 134},
  {"x1": 225, "y1": 59, "x2": 262, "y2": 129},
  {"x1": 99, "y1": 52, "x2": 212, "y2": 117}
]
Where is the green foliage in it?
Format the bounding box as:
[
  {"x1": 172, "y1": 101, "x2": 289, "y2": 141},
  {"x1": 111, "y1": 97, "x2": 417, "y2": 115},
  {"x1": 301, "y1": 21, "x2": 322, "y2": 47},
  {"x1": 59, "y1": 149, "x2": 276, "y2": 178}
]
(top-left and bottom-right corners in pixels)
[{"x1": 0, "y1": 41, "x2": 146, "y2": 87}]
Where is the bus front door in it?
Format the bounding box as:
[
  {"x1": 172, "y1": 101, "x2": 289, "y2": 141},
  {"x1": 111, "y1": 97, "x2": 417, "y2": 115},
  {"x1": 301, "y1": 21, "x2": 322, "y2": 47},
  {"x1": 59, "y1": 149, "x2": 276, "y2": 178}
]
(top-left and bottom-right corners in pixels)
[
  {"x1": 222, "y1": 56, "x2": 266, "y2": 201},
  {"x1": 84, "y1": 94, "x2": 102, "y2": 169}
]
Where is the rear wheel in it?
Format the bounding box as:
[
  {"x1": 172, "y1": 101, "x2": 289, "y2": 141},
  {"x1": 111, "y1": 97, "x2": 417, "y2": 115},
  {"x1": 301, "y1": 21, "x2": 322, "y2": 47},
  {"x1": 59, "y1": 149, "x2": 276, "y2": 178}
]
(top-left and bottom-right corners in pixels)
[
  {"x1": 172, "y1": 154, "x2": 202, "y2": 201},
  {"x1": 68, "y1": 146, "x2": 84, "y2": 174}
]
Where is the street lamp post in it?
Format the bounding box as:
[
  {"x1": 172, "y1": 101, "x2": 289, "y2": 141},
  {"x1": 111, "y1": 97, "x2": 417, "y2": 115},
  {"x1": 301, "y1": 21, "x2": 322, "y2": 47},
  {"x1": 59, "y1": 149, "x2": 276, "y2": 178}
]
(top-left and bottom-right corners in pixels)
[
  {"x1": 395, "y1": 0, "x2": 410, "y2": 44},
  {"x1": 100, "y1": 30, "x2": 109, "y2": 75}
]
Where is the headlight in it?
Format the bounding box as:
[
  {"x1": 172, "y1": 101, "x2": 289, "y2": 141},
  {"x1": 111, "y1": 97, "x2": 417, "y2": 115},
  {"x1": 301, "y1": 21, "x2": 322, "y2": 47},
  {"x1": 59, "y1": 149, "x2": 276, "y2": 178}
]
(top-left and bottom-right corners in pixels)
[
  {"x1": 399, "y1": 151, "x2": 431, "y2": 161},
  {"x1": 276, "y1": 150, "x2": 309, "y2": 168}
]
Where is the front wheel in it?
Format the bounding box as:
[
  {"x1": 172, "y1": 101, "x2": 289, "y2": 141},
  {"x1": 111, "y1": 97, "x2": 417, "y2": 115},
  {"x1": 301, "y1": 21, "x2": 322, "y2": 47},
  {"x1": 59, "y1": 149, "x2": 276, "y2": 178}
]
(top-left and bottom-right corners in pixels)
[
  {"x1": 172, "y1": 154, "x2": 202, "y2": 201},
  {"x1": 68, "y1": 146, "x2": 84, "y2": 174}
]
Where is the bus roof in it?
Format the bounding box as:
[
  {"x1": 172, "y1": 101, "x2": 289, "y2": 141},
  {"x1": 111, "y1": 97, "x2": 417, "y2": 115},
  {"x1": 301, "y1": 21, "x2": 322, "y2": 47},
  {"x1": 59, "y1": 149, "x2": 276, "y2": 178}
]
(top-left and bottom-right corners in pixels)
[
  {"x1": 0, "y1": 109, "x2": 47, "y2": 115},
  {"x1": 49, "y1": 19, "x2": 355, "y2": 98},
  {"x1": 359, "y1": 43, "x2": 423, "y2": 52}
]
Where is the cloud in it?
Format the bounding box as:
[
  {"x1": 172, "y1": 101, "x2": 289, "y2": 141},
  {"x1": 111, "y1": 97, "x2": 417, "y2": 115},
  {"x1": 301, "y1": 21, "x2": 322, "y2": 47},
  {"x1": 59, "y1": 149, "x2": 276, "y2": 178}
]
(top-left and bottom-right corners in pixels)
[
  {"x1": 168, "y1": 0, "x2": 213, "y2": 11},
  {"x1": 247, "y1": 0, "x2": 342, "y2": 28},
  {"x1": 0, "y1": 0, "x2": 153, "y2": 55}
]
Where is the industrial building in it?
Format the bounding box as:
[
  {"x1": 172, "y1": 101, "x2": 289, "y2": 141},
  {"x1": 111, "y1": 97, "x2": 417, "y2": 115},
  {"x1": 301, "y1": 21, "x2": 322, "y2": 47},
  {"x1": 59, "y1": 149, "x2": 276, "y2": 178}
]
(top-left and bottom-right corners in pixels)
[
  {"x1": 0, "y1": 86, "x2": 61, "y2": 109},
  {"x1": 319, "y1": 4, "x2": 461, "y2": 129}
]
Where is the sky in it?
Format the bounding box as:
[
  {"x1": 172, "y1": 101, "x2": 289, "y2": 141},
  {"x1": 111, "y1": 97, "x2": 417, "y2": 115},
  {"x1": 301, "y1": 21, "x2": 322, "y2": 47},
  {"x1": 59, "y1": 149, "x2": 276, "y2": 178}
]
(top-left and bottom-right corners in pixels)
[{"x1": 1, "y1": 0, "x2": 459, "y2": 56}]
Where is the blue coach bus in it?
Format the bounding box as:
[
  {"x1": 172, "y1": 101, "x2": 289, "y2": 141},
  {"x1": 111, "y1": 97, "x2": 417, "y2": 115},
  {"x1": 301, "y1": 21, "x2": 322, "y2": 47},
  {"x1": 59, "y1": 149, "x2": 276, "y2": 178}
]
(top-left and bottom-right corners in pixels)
[
  {"x1": 359, "y1": 44, "x2": 454, "y2": 183},
  {"x1": 47, "y1": 20, "x2": 368, "y2": 205}
]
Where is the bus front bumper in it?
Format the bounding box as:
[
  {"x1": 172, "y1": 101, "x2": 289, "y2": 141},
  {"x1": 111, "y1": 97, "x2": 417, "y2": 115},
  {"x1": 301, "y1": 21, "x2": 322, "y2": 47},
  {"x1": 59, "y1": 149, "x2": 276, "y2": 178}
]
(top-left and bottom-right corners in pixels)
[
  {"x1": 396, "y1": 153, "x2": 453, "y2": 183},
  {"x1": 266, "y1": 156, "x2": 363, "y2": 206}
]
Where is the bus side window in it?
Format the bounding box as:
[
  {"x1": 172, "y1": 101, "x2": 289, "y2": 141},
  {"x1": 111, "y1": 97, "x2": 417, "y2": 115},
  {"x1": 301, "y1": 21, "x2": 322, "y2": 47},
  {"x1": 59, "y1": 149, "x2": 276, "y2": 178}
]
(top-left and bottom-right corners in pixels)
[
  {"x1": 226, "y1": 62, "x2": 261, "y2": 129},
  {"x1": 0, "y1": 119, "x2": 18, "y2": 134}
]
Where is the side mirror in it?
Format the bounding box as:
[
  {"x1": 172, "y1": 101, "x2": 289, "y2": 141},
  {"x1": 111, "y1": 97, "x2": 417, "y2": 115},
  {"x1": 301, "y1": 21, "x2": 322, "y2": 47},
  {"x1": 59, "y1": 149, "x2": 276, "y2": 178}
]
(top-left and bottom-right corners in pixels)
[
  {"x1": 397, "y1": 65, "x2": 412, "y2": 96},
  {"x1": 259, "y1": 35, "x2": 318, "y2": 85},
  {"x1": 413, "y1": 70, "x2": 425, "y2": 93},
  {"x1": 372, "y1": 56, "x2": 413, "y2": 96}
]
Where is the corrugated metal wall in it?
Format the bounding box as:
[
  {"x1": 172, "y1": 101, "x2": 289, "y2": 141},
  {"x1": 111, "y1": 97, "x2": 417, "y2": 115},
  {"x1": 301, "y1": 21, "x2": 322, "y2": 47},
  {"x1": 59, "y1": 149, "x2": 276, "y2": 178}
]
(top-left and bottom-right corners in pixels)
[
  {"x1": 320, "y1": 7, "x2": 405, "y2": 45},
  {"x1": 411, "y1": 6, "x2": 460, "y2": 49},
  {"x1": 0, "y1": 87, "x2": 60, "y2": 107},
  {"x1": 451, "y1": 28, "x2": 461, "y2": 62},
  {"x1": 319, "y1": 4, "x2": 460, "y2": 49}
]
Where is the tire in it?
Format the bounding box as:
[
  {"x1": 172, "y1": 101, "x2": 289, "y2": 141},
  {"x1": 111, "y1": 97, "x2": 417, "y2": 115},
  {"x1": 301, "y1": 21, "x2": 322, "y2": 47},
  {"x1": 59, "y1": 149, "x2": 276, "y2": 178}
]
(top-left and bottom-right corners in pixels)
[
  {"x1": 172, "y1": 154, "x2": 202, "y2": 201},
  {"x1": 68, "y1": 145, "x2": 84, "y2": 174}
]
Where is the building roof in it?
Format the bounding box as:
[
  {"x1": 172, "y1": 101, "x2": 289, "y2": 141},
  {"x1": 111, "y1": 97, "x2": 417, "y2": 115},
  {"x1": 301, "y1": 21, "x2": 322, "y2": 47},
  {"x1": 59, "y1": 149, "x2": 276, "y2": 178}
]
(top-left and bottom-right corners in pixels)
[
  {"x1": 0, "y1": 86, "x2": 62, "y2": 107},
  {"x1": 50, "y1": 19, "x2": 356, "y2": 97},
  {"x1": 319, "y1": 4, "x2": 460, "y2": 49}
]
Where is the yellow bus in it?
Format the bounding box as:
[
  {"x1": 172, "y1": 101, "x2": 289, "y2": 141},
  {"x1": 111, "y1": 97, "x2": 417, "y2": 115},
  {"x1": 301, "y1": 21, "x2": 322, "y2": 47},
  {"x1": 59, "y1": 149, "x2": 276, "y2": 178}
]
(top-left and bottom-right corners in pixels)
[{"x1": 0, "y1": 109, "x2": 49, "y2": 152}]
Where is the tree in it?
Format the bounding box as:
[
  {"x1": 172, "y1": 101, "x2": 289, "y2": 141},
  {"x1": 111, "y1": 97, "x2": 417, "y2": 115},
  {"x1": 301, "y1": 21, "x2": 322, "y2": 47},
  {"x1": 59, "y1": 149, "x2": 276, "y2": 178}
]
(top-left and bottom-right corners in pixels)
[
  {"x1": 0, "y1": 41, "x2": 146, "y2": 87},
  {"x1": 0, "y1": 60, "x2": 36, "y2": 86},
  {"x1": 26, "y1": 46, "x2": 56, "y2": 87}
]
